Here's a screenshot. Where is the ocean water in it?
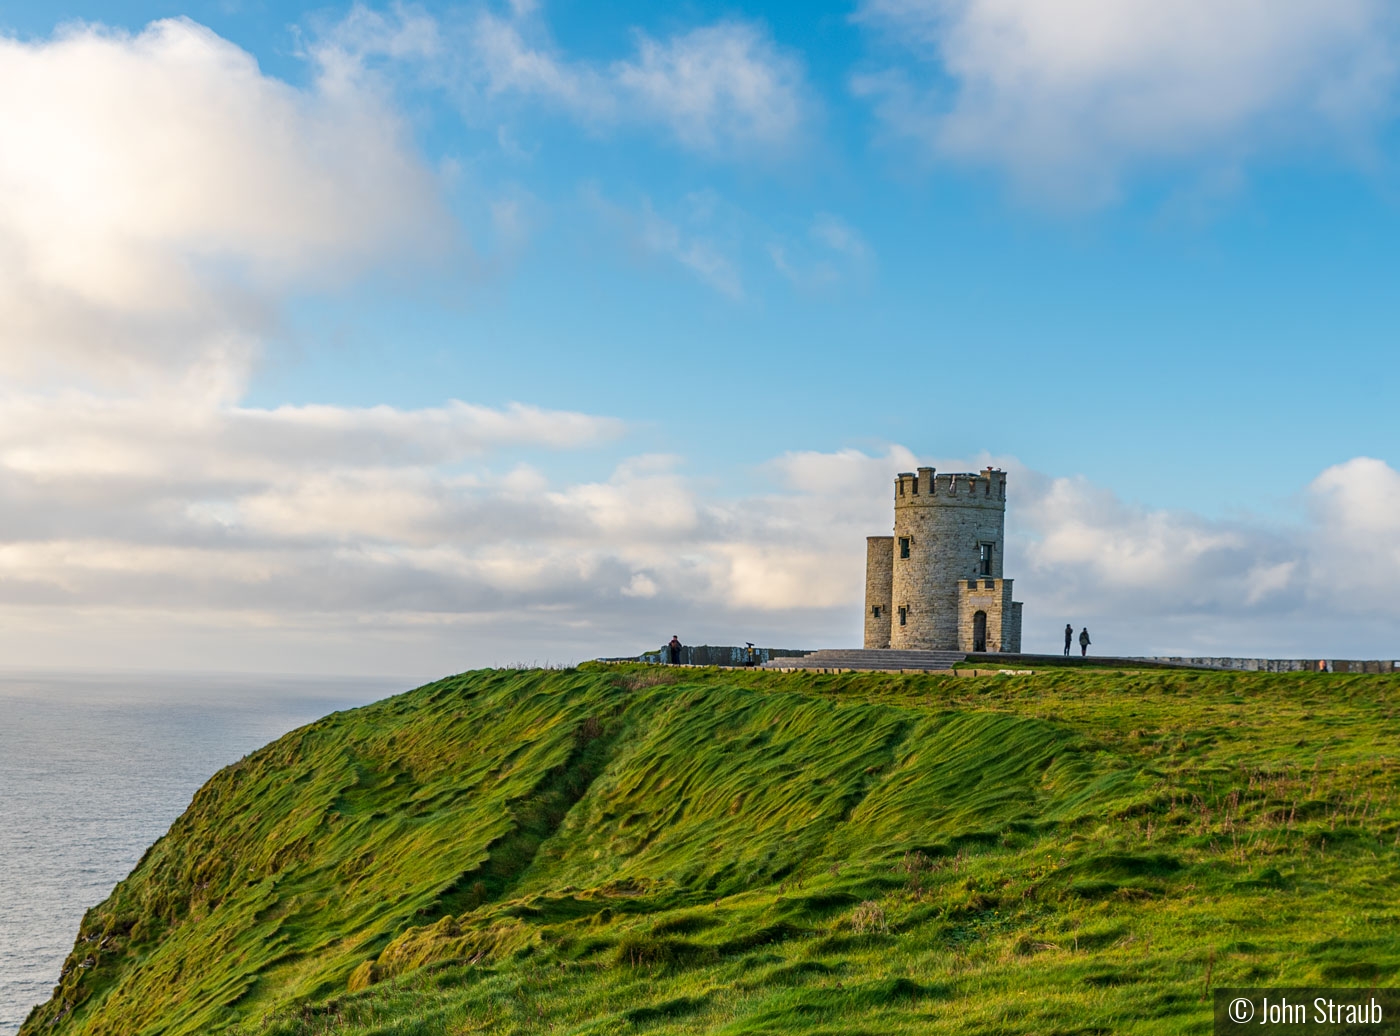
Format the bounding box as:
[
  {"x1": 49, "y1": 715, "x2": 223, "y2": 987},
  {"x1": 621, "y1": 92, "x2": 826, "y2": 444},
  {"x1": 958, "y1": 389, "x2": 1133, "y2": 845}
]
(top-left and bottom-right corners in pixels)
[{"x1": 0, "y1": 669, "x2": 404, "y2": 1035}]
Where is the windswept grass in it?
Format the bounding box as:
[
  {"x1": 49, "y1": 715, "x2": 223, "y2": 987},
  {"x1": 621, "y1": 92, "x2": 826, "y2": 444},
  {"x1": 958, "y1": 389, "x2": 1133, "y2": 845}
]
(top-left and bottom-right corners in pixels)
[{"x1": 22, "y1": 664, "x2": 1400, "y2": 1035}]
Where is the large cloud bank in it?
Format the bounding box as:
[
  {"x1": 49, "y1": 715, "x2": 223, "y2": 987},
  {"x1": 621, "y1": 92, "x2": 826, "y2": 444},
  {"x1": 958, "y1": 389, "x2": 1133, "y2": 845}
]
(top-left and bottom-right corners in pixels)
[{"x1": 2, "y1": 420, "x2": 1399, "y2": 671}]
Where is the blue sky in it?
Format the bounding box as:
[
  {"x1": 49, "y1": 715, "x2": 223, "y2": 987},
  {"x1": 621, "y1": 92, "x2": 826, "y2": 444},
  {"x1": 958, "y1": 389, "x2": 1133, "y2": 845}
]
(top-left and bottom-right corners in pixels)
[{"x1": 1, "y1": 1, "x2": 1398, "y2": 675}]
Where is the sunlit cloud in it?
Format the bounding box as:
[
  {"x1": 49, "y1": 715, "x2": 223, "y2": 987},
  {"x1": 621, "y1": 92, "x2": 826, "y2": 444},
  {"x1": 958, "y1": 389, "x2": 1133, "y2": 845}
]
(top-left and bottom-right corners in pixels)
[
  {"x1": 0, "y1": 16, "x2": 448, "y2": 393},
  {"x1": 854, "y1": 0, "x2": 1400, "y2": 204}
]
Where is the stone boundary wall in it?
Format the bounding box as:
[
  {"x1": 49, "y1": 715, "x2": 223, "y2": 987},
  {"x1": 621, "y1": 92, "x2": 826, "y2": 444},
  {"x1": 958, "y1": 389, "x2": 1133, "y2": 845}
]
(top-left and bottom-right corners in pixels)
[
  {"x1": 602, "y1": 649, "x2": 1399, "y2": 673},
  {"x1": 617, "y1": 645, "x2": 813, "y2": 667},
  {"x1": 1147, "y1": 657, "x2": 1400, "y2": 674}
]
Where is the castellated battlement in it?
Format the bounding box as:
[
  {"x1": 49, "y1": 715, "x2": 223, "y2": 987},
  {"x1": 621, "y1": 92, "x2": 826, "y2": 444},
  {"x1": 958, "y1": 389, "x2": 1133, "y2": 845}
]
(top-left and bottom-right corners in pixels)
[
  {"x1": 894, "y1": 466, "x2": 1007, "y2": 505},
  {"x1": 864, "y1": 461, "x2": 1022, "y2": 652}
]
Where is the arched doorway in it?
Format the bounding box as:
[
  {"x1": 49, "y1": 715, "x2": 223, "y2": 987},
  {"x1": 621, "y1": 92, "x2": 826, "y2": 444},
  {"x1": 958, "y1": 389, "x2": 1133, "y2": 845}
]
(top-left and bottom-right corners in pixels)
[{"x1": 973, "y1": 610, "x2": 987, "y2": 652}]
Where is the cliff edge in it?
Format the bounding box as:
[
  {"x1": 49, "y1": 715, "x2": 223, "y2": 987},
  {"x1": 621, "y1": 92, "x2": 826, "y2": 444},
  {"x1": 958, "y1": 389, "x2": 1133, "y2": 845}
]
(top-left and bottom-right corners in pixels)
[{"x1": 23, "y1": 664, "x2": 1400, "y2": 1035}]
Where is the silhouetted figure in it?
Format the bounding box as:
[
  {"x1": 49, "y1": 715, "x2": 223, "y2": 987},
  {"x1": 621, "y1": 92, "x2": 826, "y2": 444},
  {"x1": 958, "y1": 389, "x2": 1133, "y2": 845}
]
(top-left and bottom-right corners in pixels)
[
  {"x1": 1064, "y1": 623, "x2": 1073, "y2": 657},
  {"x1": 1079, "y1": 627, "x2": 1091, "y2": 657},
  {"x1": 667, "y1": 635, "x2": 683, "y2": 665}
]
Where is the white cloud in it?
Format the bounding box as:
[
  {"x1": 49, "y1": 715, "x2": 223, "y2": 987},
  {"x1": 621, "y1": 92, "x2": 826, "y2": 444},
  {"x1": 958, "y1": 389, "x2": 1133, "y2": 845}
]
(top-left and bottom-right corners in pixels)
[
  {"x1": 1305, "y1": 456, "x2": 1400, "y2": 603},
  {"x1": 612, "y1": 22, "x2": 809, "y2": 156},
  {"x1": 0, "y1": 0, "x2": 630, "y2": 665},
  {"x1": 0, "y1": 431, "x2": 902, "y2": 672},
  {"x1": 0, "y1": 393, "x2": 628, "y2": 599},
  {"x1": 1004, "y1": 456, "x2": 1400, "y2": 656},
  {"x1": 466, "y1": 10, "x2": 615, "y2": 120},
  {"x1": 2, "y1": 427, "x2": 1400, "y2": 669},
  {"x1": 1244, "y1": 561, "x2": 1297, "y2": 606},
  {"x1": 639, "y1": 207, "x2": 744, "y2": 300},
  {"x1": 770, "y1": 213, "x2": 874, "y2": 290},
  {"x1": 0, "y1": 17, "x2": 447, "y2": 391},
  {"x1": 316, "y1": 5, "x2": 811, "y2": 161},
  {"x1": 308, "y1": 2, "x2": 443, "y2": 67},
  {"x1": 809, "y1": 214, "x2": 872, "y2": 262},
  {"x1": 0, "y1": 394, "x2": 621, "y2": 483},
  {"x1": 622, "y1": 573, "x2": 659, "y2": 598},
  {"x1": 855, "y1": 0, "x2": 1400, "y2": 204},
  {"x1": 587, "y1": 187, "x2": 745, "y2": 299},
  {"x1": 695, "y1": 447, "x2": 1400, "y2": 660}
]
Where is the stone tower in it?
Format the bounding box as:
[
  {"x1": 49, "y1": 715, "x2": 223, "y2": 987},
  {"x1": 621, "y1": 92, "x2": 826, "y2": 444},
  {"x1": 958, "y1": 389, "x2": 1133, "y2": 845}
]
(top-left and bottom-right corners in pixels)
[
  {"x1": 864, "y1": 536, "x2": 893, "y2": 649},
  {"x1": 864, "y1": 466, "x2": 1022, "y2": 653}
]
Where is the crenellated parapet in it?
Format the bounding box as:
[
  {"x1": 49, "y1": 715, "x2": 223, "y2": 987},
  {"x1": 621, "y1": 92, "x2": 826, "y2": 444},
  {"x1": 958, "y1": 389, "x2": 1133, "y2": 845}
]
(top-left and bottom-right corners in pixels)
[{"x1": 895, "y1": 466, "x2": 1007, "y2": 506}]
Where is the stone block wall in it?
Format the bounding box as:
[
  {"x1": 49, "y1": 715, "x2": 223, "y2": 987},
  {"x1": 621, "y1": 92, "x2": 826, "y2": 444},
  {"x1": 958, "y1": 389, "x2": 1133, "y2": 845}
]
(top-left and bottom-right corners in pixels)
[
  {"x1": 890, "y1": 467, "x2": 1008, "y2": 651},
  {"x1": 956, "y1": 578, "x2": 1016, "y2": 652},
  {"x1": 632, "y1": 645, "x2": 813, "y2": 666},
  {"x1": 864, "y1": 536, "x2": 893, "y2": 649},
  {"x1": 1146, "y1": 657, "x2": 1399, "y2": 674},
  {"x1": 1007, "y1": 602, "x2": 1023, "y2": 652}
]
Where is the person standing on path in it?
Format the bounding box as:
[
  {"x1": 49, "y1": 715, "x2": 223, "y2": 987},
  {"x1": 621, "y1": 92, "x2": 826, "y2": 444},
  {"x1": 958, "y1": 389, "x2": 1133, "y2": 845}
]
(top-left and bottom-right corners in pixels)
[
  {"x1": 1079, "y1": 627, "x2": 1091, "y2": 657},
  {"x1": 667, "y1": 635, "x2": 683, "y2": 665},
  {"x1": 1064, "y1": 624, "x2": 1073, "y2": 657}
]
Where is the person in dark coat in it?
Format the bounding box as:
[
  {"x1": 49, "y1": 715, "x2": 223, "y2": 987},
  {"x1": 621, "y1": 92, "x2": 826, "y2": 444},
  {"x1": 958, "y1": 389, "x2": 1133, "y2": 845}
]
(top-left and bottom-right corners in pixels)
[
  {"x1": 1079, "y1": 627, "x2": 1091, "y2": 657},
  {"x1": 667, "y1": 635, "x2": 682, "y2": 665},
  {"x1": 1064, "y1": 623, "x2": 1073, "y2": 657}
]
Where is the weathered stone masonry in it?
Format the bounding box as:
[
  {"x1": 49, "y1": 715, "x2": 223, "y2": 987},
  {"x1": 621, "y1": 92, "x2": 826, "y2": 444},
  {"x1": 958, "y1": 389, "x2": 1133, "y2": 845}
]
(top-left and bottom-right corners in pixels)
[
  {"x1": 863, "y1": 536, "x2": 893, "y2": 651},
  {"x1": 864, "y1": 465, "x2": 1023, "y2": 653}
]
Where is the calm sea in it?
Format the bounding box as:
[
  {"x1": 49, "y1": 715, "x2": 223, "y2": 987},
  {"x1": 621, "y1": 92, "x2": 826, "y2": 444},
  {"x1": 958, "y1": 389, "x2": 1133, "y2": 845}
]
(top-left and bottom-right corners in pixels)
[{"x1": 0, "y1": 670, "x2": 405, "y2": 1035}]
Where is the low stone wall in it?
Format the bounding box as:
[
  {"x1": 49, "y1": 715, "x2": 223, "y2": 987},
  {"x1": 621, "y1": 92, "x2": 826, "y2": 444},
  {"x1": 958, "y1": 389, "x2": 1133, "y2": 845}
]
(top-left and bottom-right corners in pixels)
[
  {"x1": 602, "y1": 648, "x2": 1400, "y2": 674},
  {"x1": 622, "y1": 644, "x2": 813, "y2": 667},
  {"x1": 1147, "y1": 657, "x2": 1400, "y2": 674}
]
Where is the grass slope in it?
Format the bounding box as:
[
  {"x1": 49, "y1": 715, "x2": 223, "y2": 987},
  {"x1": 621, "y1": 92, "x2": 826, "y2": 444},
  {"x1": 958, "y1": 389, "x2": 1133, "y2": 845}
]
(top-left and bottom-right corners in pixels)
[{"x1": 22, "y1": 664, "x2": 1400, "y2": 1035}]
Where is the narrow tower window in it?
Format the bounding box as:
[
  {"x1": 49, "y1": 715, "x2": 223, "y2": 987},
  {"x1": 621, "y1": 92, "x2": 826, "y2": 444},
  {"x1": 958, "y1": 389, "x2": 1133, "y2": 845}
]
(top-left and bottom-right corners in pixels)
[
  {"x1": 978, "y1": 542, "x2": 993, "y2": 576},
  {"x1": 872, "y1": 606, "x2": 881, "y2": 619},
  {"x1": 898, "y1": 606, "x2": 907, "y2": 626},
  {"x1": 899, "y1": 537, "x2": 910, "y2": 559}
]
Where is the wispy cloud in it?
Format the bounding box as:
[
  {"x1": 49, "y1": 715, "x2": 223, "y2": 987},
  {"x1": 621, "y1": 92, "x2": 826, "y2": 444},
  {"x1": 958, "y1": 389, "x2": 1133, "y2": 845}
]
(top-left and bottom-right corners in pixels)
[
  {"x1": 311, "y1": 3, "x2": 813, "y2": 161},
  {"x1": 769, "y1": 213, "x2": 873, "y2": 290},
  {"x1": 587, "y1": 187, "x2": 745, "y2": 299},
  {"x1": 612, "y1": 22, "x2": 810, "y2": 156},
  {"x1": 809, "y1": 214, "x2": 872, "y2": 262},
  {"x1": 465, "y1": 9, "x2": 616, "y2": 120}
]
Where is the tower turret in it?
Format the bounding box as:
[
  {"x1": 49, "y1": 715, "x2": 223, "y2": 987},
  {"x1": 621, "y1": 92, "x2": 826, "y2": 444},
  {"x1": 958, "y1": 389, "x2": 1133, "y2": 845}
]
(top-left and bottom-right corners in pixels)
[
  {"x1": 864, "y1": 464, "x2": 1021, "y2": 652},
  {"x1": 864, "y1": 536, "x2": 893, "y2": 649}
]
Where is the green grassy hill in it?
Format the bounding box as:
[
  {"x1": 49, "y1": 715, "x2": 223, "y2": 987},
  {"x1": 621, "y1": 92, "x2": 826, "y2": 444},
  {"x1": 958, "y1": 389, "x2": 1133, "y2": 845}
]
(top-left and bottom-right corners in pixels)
[{"x1": 23, "y1": 663, "x2": 1400, "y2": 1035}]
